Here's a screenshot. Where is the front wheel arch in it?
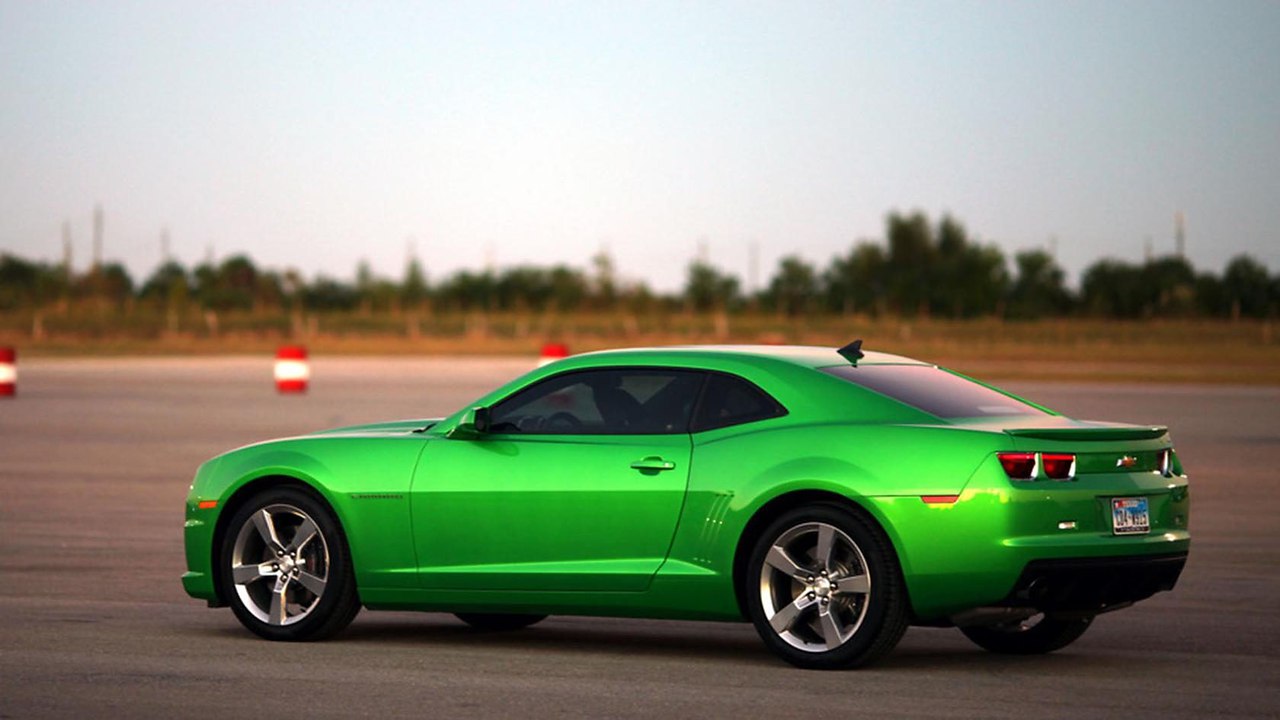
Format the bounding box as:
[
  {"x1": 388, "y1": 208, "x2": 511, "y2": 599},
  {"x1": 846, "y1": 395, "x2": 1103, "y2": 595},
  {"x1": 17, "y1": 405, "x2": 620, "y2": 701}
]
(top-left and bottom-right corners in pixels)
[
  {"x1": 210, "y1": 475, "x2": 350, "y2": 607},
  {"x1": 732, "y1": 490, "x2": 911, "y2": 622}
]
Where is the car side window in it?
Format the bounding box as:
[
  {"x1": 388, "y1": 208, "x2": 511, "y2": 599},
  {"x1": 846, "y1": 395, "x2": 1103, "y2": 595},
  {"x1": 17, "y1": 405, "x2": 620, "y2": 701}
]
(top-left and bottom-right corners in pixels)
[
  {"x1": 489, "y1": 369, "x2": 704, "y2": 435},
  {"x1": 692, "y1": 372, "x2": 787, "y2": 432}
]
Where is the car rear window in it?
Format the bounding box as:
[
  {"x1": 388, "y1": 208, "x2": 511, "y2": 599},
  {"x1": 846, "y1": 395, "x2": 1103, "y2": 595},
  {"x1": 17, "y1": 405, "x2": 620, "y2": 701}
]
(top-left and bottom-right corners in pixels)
[{"x1": 822, "y1": 365, "x2": 1047, "y2": 419}]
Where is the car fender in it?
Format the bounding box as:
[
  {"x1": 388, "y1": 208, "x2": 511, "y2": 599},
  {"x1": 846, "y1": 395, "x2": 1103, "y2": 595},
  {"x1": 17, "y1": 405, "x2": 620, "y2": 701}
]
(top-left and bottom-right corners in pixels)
[{"x1": 193, "y1": 438, "x2": 426, "y2": 594}]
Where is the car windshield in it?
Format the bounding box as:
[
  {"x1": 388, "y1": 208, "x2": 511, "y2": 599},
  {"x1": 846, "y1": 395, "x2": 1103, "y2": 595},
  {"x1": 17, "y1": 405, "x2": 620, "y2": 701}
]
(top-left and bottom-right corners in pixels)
[{"x1": 822, "y1": 364, "x2": 1047, "y2": 419}]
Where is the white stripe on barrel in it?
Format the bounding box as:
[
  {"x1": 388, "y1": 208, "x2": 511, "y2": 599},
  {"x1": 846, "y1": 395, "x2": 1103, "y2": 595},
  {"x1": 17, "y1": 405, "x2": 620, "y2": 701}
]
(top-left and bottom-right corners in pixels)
[
  {"x1": 274, "y1": 346, "x2": 309, "y2": 393},
  {"x1": 0, "y1": 347, "x2": 14, "y2": 397},
  {"x1": 538, "y1": 342, "x2": 569, "y2": 367}
]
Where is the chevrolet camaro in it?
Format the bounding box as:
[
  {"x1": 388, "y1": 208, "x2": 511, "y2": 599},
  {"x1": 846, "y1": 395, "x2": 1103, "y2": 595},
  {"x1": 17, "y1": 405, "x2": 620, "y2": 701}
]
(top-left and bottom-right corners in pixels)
[{"x1": 182, "y1": 343, "x2": 1189, "y2": 668}]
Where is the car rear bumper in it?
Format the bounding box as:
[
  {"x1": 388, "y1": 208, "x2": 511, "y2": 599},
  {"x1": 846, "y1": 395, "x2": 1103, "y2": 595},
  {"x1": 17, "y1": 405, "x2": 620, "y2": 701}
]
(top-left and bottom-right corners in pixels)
[{"x1": 998, "y1": 552, "x2": 1188, "y2": 614}]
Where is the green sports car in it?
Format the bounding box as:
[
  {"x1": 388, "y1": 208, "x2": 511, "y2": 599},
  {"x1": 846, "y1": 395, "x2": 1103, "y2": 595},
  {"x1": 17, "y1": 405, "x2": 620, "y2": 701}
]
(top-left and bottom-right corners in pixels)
[{"x1": 182, "y1": 343, "x2": 1189, "y2": 669}]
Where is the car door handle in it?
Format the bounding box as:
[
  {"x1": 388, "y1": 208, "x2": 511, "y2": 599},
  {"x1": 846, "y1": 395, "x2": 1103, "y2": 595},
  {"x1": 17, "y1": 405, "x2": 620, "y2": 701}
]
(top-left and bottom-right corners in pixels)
[{"x1": 630, "y1": 457, "x2": 676, "y2": 471}]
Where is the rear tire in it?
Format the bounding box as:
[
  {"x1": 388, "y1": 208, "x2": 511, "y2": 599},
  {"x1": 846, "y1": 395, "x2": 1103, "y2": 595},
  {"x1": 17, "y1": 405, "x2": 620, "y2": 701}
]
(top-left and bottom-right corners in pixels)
[
  {"x1": 455, "y1": 613, "x2": 547, "y2": 631},
  {"x1": 744, "y1": 503, "x2": 909, "y2": 669},
  {"x1": 218, "y1": 485, "x2": 361, "y2": 641},
  {"x1": 960, "y1": 613, "x2": 1093, "y2": 654}
]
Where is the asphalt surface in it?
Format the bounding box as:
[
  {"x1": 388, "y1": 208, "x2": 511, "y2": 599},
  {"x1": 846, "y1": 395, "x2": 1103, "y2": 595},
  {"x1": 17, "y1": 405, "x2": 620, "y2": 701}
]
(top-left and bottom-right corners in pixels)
[{"x1": 1, "y1": 357, "x2": 1278, "y2": 719}]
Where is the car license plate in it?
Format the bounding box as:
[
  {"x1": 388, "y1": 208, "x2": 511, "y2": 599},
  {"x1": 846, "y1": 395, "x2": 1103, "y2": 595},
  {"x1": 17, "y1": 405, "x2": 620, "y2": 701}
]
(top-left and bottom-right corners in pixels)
[{"x1": 1111, "y1": 497, "x2": 1150, "y2": 535}]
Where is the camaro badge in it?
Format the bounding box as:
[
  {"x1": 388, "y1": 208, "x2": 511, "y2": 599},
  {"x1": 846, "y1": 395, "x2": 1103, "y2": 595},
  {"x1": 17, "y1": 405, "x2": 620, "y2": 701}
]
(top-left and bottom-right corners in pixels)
[{"x1": 1116, "y1": 455, "x2": 1138, "y2": 468}]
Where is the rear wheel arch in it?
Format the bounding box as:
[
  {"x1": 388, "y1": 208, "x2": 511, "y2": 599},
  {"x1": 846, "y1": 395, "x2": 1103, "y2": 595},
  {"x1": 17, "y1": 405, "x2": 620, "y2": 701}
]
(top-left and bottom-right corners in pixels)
[
  {"x1": 210, "y1": 474, "x2": 348, "y2": 606},
  {"x1": 731, "y1": 490, "x2": 911, "y2": 621}
]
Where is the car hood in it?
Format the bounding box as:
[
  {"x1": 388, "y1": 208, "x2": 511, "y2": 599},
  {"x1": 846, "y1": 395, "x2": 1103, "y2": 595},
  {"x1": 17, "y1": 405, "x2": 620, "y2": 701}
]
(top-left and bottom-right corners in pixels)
[{"x1": 307, "y1": 418, "x2": 442, "y2": 437}]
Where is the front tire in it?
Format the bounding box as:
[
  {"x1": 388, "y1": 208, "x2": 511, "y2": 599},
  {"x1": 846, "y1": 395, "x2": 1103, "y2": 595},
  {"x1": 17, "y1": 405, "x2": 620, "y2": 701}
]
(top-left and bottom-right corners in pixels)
[
  {"x1": 218, "y1": 485, "x2": 360, "y2": 641},
  {"x1": 960, "y1": 613, "x2": 1093, "y2": 654},
  {"x1": 745, "y1": 503, "x2": 909, "y2": 669}
]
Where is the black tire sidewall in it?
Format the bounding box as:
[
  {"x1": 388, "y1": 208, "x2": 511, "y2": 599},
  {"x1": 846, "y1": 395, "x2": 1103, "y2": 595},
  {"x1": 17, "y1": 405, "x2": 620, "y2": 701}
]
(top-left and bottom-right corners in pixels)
[
  {"x1": 745, "y1": 503, "x2": 906, "y2": 669},
  {"x1": 217, "y1": 485, "x2": 358, "y2": 641}
]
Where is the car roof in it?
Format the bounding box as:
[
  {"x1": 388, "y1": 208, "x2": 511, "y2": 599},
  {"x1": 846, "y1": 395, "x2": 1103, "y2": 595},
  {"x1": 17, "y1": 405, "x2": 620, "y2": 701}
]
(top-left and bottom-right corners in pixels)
[{"x1": 573, "y1": 344, "x2": 927, "y2": 370}]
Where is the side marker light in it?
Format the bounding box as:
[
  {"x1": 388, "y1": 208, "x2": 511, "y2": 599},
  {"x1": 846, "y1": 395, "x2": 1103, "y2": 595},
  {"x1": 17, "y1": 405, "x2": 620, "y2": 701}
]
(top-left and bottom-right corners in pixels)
[
  {"x1": 197, "y1": 500, "x2": 218, "y2": 510},
  {"x1": 921, "y1": 495, "x2": 959, "y2": 505}
]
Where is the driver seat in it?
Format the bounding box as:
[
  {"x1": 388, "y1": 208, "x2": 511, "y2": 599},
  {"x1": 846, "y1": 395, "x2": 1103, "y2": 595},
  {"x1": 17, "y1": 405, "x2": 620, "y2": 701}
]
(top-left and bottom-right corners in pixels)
[{"x1": 593, "y1": 386, "x2": 644, "y2": 432}]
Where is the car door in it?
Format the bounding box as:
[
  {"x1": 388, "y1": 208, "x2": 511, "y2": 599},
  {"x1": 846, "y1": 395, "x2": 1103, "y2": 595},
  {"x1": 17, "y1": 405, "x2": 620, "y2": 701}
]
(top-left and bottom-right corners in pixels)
[{"x1": 411, "y1": 367, "x2": 705, "y2": 592}]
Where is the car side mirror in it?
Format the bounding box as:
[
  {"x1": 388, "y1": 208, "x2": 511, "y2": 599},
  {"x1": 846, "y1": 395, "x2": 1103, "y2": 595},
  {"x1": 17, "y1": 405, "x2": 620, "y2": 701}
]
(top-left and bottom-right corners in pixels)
[{"x1": 448, "y1": 406, "x2": 491, "y2": 438}]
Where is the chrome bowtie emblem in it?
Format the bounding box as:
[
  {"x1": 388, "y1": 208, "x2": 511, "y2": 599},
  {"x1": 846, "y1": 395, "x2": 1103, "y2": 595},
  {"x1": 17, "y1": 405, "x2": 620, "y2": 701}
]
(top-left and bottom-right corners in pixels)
[{"x1": 1116, "y1": 455, "x2": 1138, "y2": 468}]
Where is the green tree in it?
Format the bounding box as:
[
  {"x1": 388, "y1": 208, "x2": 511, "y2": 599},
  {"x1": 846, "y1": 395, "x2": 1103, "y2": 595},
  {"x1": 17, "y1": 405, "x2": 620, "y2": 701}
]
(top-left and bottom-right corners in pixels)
[
  {"x1": 824, "y1": 243, "x2": 886, "y2": 315},
  {"x1": 683, "y1": 260, "x2": 740, "y2": 312},
  {"x1": 353, "y1": 260, "x2": 399, "y2": 312},
  {"x1": 140, "y1": 261, "x2": 188, "y2": 301},
  {"x1": 1081, "y1": 259, "x2": 1145, "y2": 318},
  {"x1": 763, "y1": 255, "x2": 818, "y2": 317},
  {"x1": 139, "y1": 261, "x2": 191, "y2": 316},
  {"x1": 1007, "y1": 250, "x2": 1070, "y2": 319},
  {"x1": 193, "y1": 255, "x2": 260, "y2": 311},
  {"x1": 884, "y1": 211, "x2": 935, "y2": 316},
  {"x1": 930, "y1": 216, "x2": 1008, "y2": 317},
  {"x1": 254, "y1": 270, "x2": 285, "y2": 310},
  {"x1": 0, "y1": 254, "x2": 67, "y2": 309},
  {"x1": 956, "y1": 244, "x2": 1009, "y2": 317},
  {"x1": 75, "y1": 262, "x2": 134, "y2": 307},
  {"x1": 302, "y1": 276, "x2": 359, "y2": 311},
  {"x1": 436, "y1": 270, "x2": 495, "y2": 311},
  {"x1": 1223, "y1": 255, "x2": 1271, "y2": 319},
  {"x1": 1194, "y1": 272, "x2": 1226, "y2": 316},
  {"x1": 591, "y1": 251, "x2": 618, "y2": 309},
  {"x1": 401, "y1": 257, "x2": 428, "y2": 310},
  {"x1": 496, "y1": 266, "x2": 550, "y2": 310},
  {"x1": 547, "y1": 265, "x2": 587, "y2": 311},
  {"x1": 1142, "y1": 256, "x2": 1197, "y2": 316}
]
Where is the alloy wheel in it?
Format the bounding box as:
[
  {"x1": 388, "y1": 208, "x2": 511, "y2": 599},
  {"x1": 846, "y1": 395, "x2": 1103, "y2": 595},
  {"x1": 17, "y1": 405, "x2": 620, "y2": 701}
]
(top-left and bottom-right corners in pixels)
[
  {"x1": 758, "y1": 521, "x2": 872, "y2": 652},
  {"x1": 230, "y1": 503, "x2": 330, "y2": 626}
]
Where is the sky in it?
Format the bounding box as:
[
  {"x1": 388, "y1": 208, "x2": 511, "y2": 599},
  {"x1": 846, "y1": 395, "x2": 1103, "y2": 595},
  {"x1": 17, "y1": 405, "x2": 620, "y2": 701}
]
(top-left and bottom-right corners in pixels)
[{"x1": 1, "y1": 0, "x2": 1277, "y2": 293}]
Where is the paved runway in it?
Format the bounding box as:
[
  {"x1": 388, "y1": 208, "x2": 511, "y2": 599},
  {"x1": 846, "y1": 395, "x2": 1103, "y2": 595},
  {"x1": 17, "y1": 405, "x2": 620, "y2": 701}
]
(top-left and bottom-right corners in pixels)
[{"x1": 2, "y1": 357, "x2": 1278, "y2": 718}]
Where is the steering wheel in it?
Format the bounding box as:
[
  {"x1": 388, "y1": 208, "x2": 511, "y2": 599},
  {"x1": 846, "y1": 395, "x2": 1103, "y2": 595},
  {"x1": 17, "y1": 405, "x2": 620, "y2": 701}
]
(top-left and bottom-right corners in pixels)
[{"x1": 545, "y1": 412, "x2": 583, "y2": 432}]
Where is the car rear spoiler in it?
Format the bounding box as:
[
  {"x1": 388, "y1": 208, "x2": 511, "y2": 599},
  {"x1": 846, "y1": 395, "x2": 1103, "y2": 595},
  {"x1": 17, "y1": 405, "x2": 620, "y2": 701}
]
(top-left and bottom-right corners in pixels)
[{"x1": 1003, "y1": 426, "x2": 1168, "y2": 442}]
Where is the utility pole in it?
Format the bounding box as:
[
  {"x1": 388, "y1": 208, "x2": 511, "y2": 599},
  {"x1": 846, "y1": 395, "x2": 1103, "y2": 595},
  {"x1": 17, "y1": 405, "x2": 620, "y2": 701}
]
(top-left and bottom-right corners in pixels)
[
  {"x1": 92, "y1": 204, "x2": 104, "y2": 271},
  {"x1": 1048, "y1": 235, "x2": 1058, "y2": 259},
  {"x1": 160, "y1": 227, "x2": 171, "y2": 264},
  {"x1": 61, "y1": 221, "x2": 73, "y2": 279},
  {"x1": 1174, "y1": 211, "x2": 1186, "y2": 258}
]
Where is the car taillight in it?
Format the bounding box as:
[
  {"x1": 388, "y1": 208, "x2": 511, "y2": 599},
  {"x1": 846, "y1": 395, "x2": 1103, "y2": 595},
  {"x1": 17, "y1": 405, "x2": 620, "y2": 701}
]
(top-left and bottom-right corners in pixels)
[
  {"x1": 999, "y1": 451, "x2": 1076, "y2": 481},
  {"x1": 998, "y1": 452, "x2": 1038, "y2": 480},
  {"x1": 1154, "y1": 449, "x2": 1170, "y2": 477},
  {"x1": 1041, "y1": 453, "x2": 1076, "y2": 480}
]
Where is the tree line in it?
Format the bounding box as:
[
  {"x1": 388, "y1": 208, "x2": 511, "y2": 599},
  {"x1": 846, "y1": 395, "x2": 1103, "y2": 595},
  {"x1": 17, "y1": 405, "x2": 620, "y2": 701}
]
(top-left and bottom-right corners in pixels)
[{"x1": 2, "y1": 211, "x2": 1277, "y2": 320}]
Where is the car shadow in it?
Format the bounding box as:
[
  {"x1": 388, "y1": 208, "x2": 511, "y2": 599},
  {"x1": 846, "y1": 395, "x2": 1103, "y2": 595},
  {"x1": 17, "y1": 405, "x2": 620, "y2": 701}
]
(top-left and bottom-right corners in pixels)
[
  {"x1": 191, "y1": 615, "x2": 1120, "y2": 671},
  {"x1": 339, "y1": 616, "x2": 773, "y2": 665}
]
